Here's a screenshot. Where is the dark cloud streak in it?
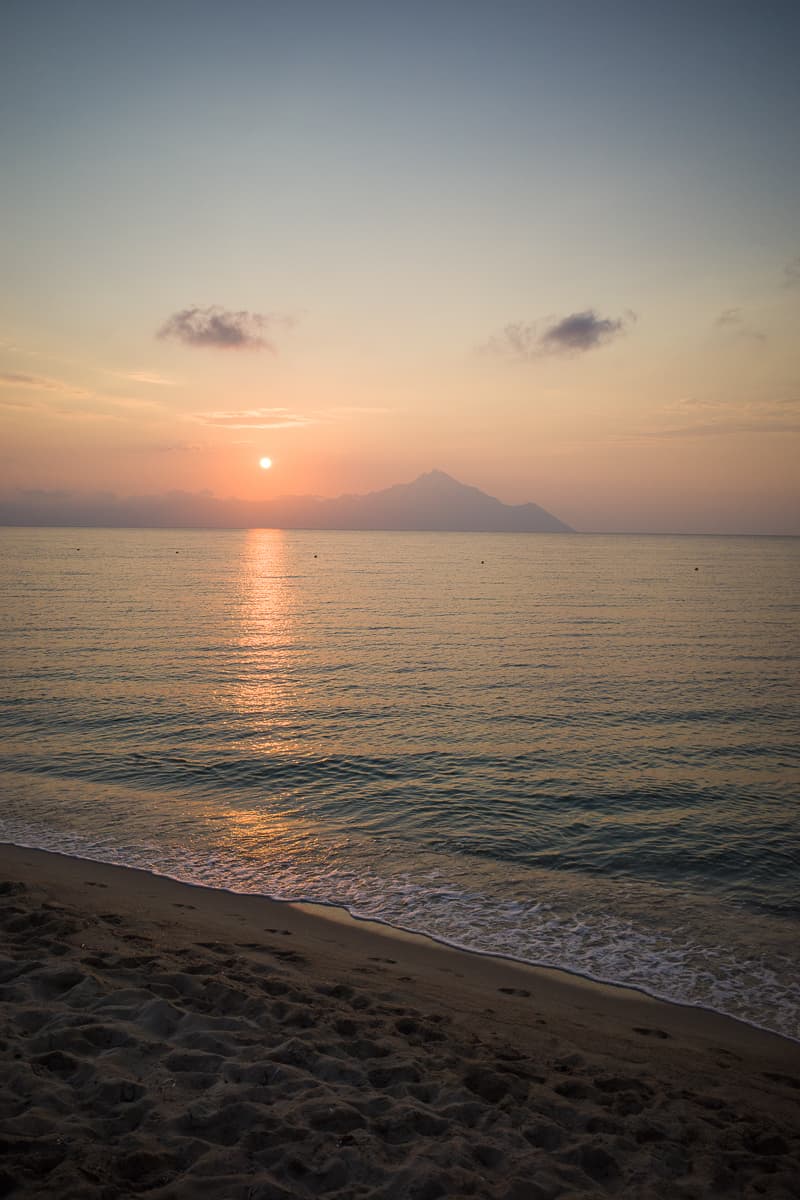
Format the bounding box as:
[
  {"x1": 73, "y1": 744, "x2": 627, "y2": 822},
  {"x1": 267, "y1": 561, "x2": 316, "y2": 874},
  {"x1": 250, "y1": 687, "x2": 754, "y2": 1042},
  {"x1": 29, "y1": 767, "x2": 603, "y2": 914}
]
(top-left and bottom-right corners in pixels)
[
  {"x1": 0, "y1": 371, "x2": 91, "y2": 398},
  {"x1": 485, "y1": 309, "x2": 631, "y2": 361},
  {"x1": 540, "y1": 309, "x2": 627, "y2": 353},
  {"x1": 157, "y1": 306, "x2": 292, "y2": 351}
]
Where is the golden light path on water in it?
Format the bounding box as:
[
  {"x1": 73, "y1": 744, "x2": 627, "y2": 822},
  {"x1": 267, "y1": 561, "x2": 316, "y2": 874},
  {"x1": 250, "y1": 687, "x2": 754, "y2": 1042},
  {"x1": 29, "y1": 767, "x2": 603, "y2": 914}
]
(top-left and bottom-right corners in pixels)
[{"x1": 0, "y1": 527, "x2": 797, "y2": 1038}]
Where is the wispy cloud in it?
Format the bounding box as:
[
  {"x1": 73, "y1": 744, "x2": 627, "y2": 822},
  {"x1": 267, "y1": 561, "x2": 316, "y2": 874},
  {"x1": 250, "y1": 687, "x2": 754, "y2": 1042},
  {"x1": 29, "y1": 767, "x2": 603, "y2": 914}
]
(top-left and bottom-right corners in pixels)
[
  {"x1": 782, "y1": 255, "x2": 800, "y2": 288},
  {"x1": 325, "y1": 405, "x2": 394, "y2": 417},
  {"x1": 157, "y1": 306, "x2": 294, "y2": 351},
  {"x1": 647, "y1": 418, "x2": 800, "y2": 438},
  {"x1": 109, "y1": 369, "x2": 181, "y2": 386},
  {"x1": 126, "y1": 440, "x2": 202, "y2": 454},
  {"x1": 194, "y1": 404, "x2": 392, "y2": 430},
  {"x1": 485, "y1": 309, "x2": 632, "y2": 361},
  {"x1": 0, "y1": 372, "x2": 166, "y2": 421},
  {"x1": 97, "y1": 396, "x2": 165, "y2": 414},
  {"x1": 713, "y1": 308, "x2": 765, "y2": 342},
  {"x1": 38, "y1": 397, "x2": 165, "y2": 422},
  {"x1": 0, "y1": 371, "x2": 92, "y2": 399},
  {"x1": 640, "y1": 395, "x2": 800, "y2": 439},
  {"x1": 484, "y1": 323, "x2": 540, "y2": 361},
  {"x1": 194, "y1": 407, "x2": 315, "y2": 429}
]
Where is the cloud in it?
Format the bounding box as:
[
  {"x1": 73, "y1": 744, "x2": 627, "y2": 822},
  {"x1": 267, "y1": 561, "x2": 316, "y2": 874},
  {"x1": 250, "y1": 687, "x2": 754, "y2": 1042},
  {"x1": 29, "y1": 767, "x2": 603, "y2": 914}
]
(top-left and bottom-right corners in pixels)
[
  {"x1": 485, "y1": 309, "x2": 632, "y2": 360},
  {"x1": 0, "y1": 372, "x2": 166, "y2": 421},
  {"x1": 110, "y1": 369, "x2": 181, "y2": 386},
  {"x1": 640, "y1": 394, "x2": 800, "y2": 439},
  {"x1": 487, "y1": 323, "x2": 540, "y2": 361},
  {"x1": 540, "y1": 310, "x2": 629, "y2": 353},
  {"x1": 126, "y1": 440, "x2": 202, "y2": 454},
  {"x1": 647, "y1": 418, "x2": 800, "y2": 438},
  {"x1": 0, "y1": 371, "x2": 92, "y2": 399},
  {"x1": 325, "y1": 405, "x2": 394, "y2": 416},
  {"x1": 715, "y1": 308, "x2": 742, "y2": 326},
  {"x1": 194, "y1": 404, "x2": 392, "y2": 430},
  {"x1": 713, "y1": 308, "x2": 766, "y2": 342},
  {"x1": 194, "y1": 407, "x2": 315, "y2": 429},
  {"x1": 157, "y1": 306, "x2": 293, "y2": 350},
  {"x1": 782, "y1": 255, "x2": 800, "y2": 287}
]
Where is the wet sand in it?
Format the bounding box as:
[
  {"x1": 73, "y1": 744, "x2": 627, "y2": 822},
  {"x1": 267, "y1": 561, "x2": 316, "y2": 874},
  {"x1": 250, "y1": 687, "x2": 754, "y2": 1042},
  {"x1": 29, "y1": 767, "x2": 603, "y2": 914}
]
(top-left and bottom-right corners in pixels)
[{"x1": 1, "y1": 843, "x2": 798, "y2": 1198}]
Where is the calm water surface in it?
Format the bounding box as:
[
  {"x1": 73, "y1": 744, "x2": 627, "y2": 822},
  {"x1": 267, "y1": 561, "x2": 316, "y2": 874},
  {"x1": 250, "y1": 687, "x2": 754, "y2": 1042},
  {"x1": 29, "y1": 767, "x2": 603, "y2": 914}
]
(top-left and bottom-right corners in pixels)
[{"x1": 1, "y1": 528, "x2": 798, "y2": 1037}]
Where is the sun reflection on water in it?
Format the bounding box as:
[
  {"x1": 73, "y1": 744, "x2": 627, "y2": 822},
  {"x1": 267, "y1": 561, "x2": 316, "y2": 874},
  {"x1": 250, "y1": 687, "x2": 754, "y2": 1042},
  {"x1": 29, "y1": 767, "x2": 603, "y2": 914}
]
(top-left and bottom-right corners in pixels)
[{"x1": 220, "y1": 529, "x2": 305, "y2": 756}]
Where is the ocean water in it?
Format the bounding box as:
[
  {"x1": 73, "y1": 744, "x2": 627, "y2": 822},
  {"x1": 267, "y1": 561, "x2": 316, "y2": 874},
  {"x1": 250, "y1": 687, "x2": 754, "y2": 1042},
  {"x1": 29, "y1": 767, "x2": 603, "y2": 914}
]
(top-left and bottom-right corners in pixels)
[{"x1": 1, "y1": 526, "x2": 798, "y2": 1038}]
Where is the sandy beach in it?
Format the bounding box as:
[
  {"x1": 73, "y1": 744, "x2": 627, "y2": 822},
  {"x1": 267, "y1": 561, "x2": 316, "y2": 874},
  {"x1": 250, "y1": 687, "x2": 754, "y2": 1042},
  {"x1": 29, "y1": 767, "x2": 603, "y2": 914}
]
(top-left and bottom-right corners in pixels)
[{"x1": 1, "y1": 844, "x2": 798, "y2": 1199}]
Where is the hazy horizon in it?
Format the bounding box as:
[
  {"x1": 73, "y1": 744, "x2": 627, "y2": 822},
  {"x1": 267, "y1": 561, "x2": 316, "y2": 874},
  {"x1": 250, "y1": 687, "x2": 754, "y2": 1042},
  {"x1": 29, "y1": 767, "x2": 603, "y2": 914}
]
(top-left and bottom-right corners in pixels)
[
  {"x1": 1, "y1": 471, "x2": 798, "y2": 535},
  {"x1": 2, "y1": 1, "x2": 799, "y2": 534}
]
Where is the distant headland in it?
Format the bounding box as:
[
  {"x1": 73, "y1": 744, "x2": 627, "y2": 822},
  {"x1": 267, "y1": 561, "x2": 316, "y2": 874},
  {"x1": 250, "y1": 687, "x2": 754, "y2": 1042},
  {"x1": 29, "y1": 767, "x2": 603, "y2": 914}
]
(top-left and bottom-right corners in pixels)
[{"x1": 0, "y1": 471, "x2": 573, "y2": 532}]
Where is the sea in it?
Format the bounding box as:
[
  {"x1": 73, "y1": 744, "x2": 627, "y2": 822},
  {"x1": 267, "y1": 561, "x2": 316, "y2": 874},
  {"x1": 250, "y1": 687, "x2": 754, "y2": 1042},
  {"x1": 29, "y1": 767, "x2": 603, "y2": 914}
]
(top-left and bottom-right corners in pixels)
[{"x1": 1, "y1": 527, "x2": 798, "y2": 1040}]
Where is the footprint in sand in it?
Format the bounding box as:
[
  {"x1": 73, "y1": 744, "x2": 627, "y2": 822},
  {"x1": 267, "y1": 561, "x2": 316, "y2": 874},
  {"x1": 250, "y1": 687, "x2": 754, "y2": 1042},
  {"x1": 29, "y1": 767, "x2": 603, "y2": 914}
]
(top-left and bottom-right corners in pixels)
[
  {"x1": 271, "y1": 948, "x2": 307, "y2": 965},
  {"x1": 85, "y1": 881, "x2": 108, "y2": 888},
  {"x1": 764, "y1": 1071, "x2": 800, "y2": 1089},
  {"x1": 633, "y1": 1026, "x2": 671, "y2": 1039},
  {"x1": 498, "y1": 987, "x2": 531, "y2": 997}
]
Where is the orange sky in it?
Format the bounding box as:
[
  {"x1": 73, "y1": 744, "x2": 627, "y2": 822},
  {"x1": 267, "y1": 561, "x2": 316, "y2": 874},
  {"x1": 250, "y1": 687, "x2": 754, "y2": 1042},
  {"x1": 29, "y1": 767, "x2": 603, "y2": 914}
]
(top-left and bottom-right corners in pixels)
[{"x1": 2, "y1": 2, "x2": 799, "y2": 533}]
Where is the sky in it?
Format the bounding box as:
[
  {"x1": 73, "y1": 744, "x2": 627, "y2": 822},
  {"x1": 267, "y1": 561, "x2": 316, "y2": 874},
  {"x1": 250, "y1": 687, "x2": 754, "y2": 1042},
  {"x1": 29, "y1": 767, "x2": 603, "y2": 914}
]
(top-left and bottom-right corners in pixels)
[{"x1": 1, "y1": 0, "x2": 798, "y2": 533}]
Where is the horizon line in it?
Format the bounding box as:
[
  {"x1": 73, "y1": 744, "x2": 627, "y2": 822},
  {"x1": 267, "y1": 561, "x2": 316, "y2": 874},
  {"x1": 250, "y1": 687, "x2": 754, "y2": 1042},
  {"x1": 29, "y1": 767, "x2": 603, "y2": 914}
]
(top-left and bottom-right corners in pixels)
[{"x1": 1, "y1": 523, "x2": 797, "y2": 539}]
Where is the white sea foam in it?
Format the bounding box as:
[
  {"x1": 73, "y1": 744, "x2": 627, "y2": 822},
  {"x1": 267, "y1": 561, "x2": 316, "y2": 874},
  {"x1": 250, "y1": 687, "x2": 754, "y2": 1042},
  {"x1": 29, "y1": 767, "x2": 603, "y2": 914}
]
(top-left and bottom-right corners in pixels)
[{"x1": 2, "y1": 803, "x2": 798, "y2": 1043}]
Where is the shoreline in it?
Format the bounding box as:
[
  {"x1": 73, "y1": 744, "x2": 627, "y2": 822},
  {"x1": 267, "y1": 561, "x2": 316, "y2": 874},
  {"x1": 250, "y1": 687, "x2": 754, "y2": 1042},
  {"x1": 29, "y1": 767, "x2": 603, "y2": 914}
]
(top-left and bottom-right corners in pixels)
[
  {"x1": 2, "y1": 841, "x2": 799, "y2": 1197},
  {"x1": 4, "y1": 837, "x2": 797, "y2": 1047},
  {"x1": 295, "y1": 899, "x2": 799, "y2": 1049}
]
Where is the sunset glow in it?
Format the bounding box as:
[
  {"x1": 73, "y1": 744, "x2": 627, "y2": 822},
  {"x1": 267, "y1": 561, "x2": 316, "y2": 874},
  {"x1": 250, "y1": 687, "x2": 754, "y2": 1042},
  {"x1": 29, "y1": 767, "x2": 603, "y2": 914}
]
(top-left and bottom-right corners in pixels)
[
  {"x1": 0, "y1": 3, "x2": 798, "y2": 532},
  {"x1": 259, "y1": 457, "x2": 273, "y2": 471}
]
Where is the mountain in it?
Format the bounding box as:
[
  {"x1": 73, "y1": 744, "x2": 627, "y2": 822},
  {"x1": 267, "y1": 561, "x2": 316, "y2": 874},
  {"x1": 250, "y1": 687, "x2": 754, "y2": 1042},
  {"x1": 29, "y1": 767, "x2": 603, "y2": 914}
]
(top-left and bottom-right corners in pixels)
[
  {"x1": 267, "y1": 470, "x2": 572, "y2": 532},
  {"x1": 0, "y1": 471, "x2": 573, "y2": 531}
]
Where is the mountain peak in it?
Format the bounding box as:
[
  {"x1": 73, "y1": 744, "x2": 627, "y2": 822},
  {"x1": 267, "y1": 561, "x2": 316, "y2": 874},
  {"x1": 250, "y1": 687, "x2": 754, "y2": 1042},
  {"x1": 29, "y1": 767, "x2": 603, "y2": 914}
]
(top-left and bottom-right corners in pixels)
[
  {"x1": 409, "y1": 469, "x2": 463, "y2": 489},
  {"x1": 331, "y1": 470, "x2": 572, "y2": 531},
  {"x1": 416, "y1": 469, "x2": 455, "y2": 482}
]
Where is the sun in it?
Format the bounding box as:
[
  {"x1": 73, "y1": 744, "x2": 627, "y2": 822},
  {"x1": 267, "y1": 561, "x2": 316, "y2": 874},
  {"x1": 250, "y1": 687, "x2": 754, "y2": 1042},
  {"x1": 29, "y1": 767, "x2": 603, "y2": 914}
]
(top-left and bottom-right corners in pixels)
[{"x1": 259, "y1": 457, "x2": 273, "y2": 470}]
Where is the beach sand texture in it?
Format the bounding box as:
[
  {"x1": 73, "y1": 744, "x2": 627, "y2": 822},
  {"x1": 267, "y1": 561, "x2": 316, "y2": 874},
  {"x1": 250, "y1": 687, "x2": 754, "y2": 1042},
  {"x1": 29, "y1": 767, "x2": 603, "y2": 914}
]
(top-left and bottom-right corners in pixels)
[{"x1": 1, "y1": 845, "x2": 798, "y2": 1199}]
